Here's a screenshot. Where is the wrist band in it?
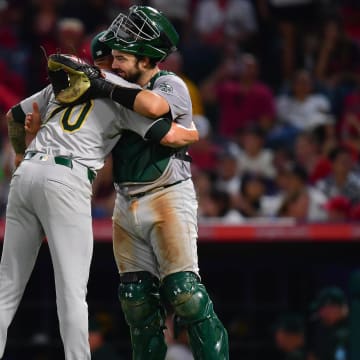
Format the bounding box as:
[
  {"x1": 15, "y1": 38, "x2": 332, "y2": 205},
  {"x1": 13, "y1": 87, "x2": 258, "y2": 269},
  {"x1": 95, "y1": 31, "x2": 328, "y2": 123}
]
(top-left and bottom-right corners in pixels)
[{"x1": 110, "y1": 87, "x2": 142, "y2": 110}]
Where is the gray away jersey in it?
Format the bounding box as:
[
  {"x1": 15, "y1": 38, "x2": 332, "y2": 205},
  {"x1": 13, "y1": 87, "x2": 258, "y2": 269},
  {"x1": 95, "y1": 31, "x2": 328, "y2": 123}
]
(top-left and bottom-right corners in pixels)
[
  {"x1": 146, "y1": 73, "x2": 193, "y2": 184},
  {"x1": 111, "y1": 72, "x2": 194, "y2": 194},
  {"x1": 20, "y1": 85, "x2": 158, "y2": 171}
]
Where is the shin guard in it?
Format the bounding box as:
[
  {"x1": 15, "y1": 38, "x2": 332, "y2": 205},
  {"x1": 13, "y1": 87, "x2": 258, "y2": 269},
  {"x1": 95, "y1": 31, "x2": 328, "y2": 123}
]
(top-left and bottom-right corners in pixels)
[
  {"x1": 160, "y1": 271, "x2": 229, "y2": 360},
  {"x1": 119, "y1": 271, "x2": 167, "y2": 360}
]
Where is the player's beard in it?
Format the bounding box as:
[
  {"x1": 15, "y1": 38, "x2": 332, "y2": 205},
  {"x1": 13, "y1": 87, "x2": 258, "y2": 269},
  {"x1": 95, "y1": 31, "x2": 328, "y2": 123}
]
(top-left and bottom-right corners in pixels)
[{"x1": 118, "y1": 61, "x2": 142, "y2": 84}]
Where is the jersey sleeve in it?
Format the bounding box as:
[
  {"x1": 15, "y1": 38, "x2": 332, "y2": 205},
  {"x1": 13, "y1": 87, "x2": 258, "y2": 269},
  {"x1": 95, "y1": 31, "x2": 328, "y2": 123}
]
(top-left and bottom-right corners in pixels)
[
  {"x1": 117, "y1": 104, "x2": 171, "y2": 142},
  {"x1": 152, "y1": 75, "x2": 192, "y2": 127},
  {"x1": 12, "y1": 85, "x2": 53, "y2": 124}
]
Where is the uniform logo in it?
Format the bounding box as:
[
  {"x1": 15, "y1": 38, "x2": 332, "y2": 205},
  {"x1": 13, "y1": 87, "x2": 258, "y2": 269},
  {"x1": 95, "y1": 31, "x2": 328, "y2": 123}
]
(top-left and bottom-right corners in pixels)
[
  {"x1": 158, "y1": 82, "x2": 173, "y2": 94},
  {"x1": 39, "y1": 155, "x2": 49, "y2": 161}
]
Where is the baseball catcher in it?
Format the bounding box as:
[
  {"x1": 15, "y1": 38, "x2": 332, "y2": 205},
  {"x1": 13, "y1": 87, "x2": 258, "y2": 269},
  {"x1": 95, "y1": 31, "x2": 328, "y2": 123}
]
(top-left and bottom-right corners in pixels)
[{"x1": 47, "y1": 6, "x2": 229, "y2": 360}]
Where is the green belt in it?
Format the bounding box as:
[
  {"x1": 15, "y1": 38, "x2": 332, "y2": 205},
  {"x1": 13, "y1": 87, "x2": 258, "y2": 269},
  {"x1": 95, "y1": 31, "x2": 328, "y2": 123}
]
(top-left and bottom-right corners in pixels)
[
  {"x1": 125, "y1": 179, "x2": 186, "y2": 200},
  {"x1": 24, "y1": 151, "x2": 96, "y2": 183}
]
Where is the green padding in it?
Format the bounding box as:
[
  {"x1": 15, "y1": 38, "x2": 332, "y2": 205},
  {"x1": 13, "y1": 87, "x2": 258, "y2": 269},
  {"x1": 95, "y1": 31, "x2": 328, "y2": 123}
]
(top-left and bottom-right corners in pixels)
[
  {"x1": 161, "y1": 272, "x2": 210, "y2": 323},
  {"x1": 11, "y1": 104, "x2": 26, "y2": 124},
  {"x1": 119, "y1": 272, "x2": 161, "y2": 327},
  {"x1": 118, "y1": 272, "x2": 167, "y2": 360},
  {"x1": 161, "y1": 272, "x2": 229, "y2": 359}
]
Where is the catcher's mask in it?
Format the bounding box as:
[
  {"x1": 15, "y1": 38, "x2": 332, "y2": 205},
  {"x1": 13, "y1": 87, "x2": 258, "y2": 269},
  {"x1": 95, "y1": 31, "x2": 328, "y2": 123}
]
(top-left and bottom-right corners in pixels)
[{"x1": 100, "y1": 6, "x2": 179, "y2": 61}]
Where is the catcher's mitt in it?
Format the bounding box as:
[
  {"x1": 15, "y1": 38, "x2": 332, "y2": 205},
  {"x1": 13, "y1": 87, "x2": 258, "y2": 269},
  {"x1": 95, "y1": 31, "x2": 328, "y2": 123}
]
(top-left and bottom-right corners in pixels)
[{"x1": 47, "y1": 54, "x2": 113, "y2": 105}]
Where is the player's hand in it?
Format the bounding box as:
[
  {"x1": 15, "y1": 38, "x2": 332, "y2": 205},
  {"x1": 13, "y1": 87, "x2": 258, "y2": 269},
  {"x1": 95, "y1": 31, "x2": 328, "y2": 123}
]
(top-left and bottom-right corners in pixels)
[{"x1": 25, "y1": 102, "x2": 41, "y2": 135}]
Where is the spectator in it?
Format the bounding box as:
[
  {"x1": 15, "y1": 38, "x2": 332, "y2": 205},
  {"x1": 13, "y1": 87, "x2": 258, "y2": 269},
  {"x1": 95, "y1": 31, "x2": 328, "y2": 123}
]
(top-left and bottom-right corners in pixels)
[
  {"x1": 66, "y1": 0, "x2": 108, "y2": 34},
  {"x1": 339, "y1": 0, "x2": 360, "y2": 43},
  {"x1": 191, "y1": 168, "x2": 214, "y2": 219},
  {"x1": 0, "y1": 1, "x2": 29, "y2": 97},
  {"x1": 316, "y1": 146, "x2": 360, "y2": 204},
  {"x1": 323, "y1": 196, "x2": 352, "y2": 222},
  {"x1": 276, "y1": 163, "x2": 327, "y2": 221},
  {"x1": 314, "y1": 15, "x2": 360, "y2": 117},
  {"x1": 235, "y1": 173, "x2": 268, "y2": 218},
  {"x1": 201, "y1": 52, "x2": 276, "y2": 139},
  {"x1": 193, "y1": 0, "x2": 258, "y2": 48},
  {"x1": 307, "y1": 286, "x2": 349, "y2": 360},
  {"x1": 276, "y1": 69, "x2": 335, "y2": 134},
  {"x1": 272, "y1": 313, "x2": 306, "y2": 360},
  {"x1": 189, "y1": 115, "x2": 221, "y2": 173},
  {"x1": 338, "y1": 83, "x2": 360, "y2": 153},
  {"x1": 160, "y1": 52, "x2": 205, "y2": 116},
  {"x1": 213, "y1": 147, "x2": 242, "y2": 200},
  {"x1": 199, "y1": 189, "x2": 244, "y2": 223},
  {"x1": 56, "y1": 17, "x2": 87, "y2": 57},
  {"x1": 148, "y1": 0, "x2": 192, "y2": 43},
  {"x1": 236, "y1": 125, "x2": 276, "y2": 180},
  {"x1": 266, "y1": 0, "x2": 320, "y2": 81},
  {"x1": 293, "y1": 132, "x2": 332, "y2": 185},
  {"x1": 89, "y1": 316, "x2": 121, "y2": 360},
  {"x1": 349, "y1": 202, "x2": 360, "y2": 221},
  {"x1": 312, "y1": 123, "x2": 339, "y2": 158}
]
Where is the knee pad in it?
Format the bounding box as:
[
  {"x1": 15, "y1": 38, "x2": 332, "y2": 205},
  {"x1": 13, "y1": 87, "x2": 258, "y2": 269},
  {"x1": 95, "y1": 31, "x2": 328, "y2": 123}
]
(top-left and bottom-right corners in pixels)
[
  {"x1": 118, "y1": 271, "x2": 164, "y2": 328},
  {"x1": 161, "y1": 272, "x2": 229, "y2": 359},
  {"x1": 160, "y1": 271, "x2": 214, "y2": 324}
]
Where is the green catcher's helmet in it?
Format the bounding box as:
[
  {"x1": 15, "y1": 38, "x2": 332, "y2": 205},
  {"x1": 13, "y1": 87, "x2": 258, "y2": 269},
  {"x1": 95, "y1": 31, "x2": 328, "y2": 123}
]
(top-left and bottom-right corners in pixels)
[{"x1": 100, "y1": 6, "x2": 179, "y2": 61}]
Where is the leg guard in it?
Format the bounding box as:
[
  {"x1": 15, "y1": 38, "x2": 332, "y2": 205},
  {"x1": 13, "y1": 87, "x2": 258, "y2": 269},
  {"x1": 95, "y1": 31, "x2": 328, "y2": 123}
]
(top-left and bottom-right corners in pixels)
[
  {"x1": 118, "y1": 271, "x2": 167, "y2": 360},
  {"x1": 160, "y1": 271, "x2": 229, "y2": 360}
]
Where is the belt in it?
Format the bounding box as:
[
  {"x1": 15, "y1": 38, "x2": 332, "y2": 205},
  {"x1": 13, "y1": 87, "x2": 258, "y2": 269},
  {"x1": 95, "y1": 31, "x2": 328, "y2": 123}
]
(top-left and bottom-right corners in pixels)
[
  {"x1": 122, "y1": 179, "x2": 186, "y2": 200},
  {"x1": 24, "y1": 151, "x2": 96, "y2": 183}
]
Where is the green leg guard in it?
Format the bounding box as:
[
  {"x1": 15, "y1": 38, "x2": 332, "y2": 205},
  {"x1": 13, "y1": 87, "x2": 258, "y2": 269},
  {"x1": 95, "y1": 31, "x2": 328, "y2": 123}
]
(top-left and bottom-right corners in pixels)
[
  {"x1": 118, "y1": 271, "x2": 167, "y2": 360},
  {"x1": 160, "y1": 271, "x2": 229, "y2": 360}
]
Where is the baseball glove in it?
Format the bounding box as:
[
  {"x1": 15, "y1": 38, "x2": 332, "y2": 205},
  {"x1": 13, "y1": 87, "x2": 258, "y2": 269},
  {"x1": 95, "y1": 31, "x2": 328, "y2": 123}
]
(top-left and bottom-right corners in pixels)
[{"x1": 47, "y1": 54, "x2": 114, "y2": 105}]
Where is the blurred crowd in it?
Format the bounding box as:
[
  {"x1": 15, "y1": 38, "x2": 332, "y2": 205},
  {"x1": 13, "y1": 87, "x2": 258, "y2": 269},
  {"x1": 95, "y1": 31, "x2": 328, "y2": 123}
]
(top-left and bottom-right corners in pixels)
[
  {"x1": 270, "y1": 286, "x2": 350, "y2": 360},
  {"x1": 1, "y1": 0, "x2": 360, "y2": 223}
]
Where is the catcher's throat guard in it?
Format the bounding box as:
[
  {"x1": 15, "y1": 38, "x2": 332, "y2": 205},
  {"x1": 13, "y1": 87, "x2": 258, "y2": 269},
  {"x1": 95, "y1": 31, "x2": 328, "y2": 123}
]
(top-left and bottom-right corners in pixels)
[{"x1": 48, "y1": 54, "x2": 100, "y2": 104}]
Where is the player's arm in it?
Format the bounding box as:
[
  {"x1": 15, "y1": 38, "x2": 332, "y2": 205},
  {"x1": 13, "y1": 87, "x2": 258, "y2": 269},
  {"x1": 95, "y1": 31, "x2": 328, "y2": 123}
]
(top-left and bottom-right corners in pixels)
[
  {"x1": 103, "y1": 73, "x2": 168, "y2": 117},
  {"x1": 133, "y1": 90, "x2": 169, "y2": 118},
  {"x1": 143, "y1": 115, "x2": 198, "y2": 148},
  {"x1": 160, "y1": 121, "x2": 198, "y2": 148},
  {"x1": 6, "y1": 108, "x2": 26, "y2": 167},
  {"x1": 96, "y1": 85, "x2": 169, "y2": 118}
]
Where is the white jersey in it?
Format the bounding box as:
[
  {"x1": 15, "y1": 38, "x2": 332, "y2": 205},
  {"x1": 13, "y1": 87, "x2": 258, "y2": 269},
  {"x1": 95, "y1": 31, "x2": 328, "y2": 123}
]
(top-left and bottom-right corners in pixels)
[{"x1": 19, "y1": 85, "x2": 157, "y2": 171}]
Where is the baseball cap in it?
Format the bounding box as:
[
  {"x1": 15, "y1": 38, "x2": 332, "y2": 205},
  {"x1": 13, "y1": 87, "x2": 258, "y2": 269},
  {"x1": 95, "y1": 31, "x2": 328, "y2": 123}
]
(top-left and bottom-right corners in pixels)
[
  {"x1": 91, "y1": 31, "x2": 112, "y2": 60},
  {"x1": 323, "y1": 196, "x2": 351, "y2": 214},
  {"x1": 311, "y1": 286, "x2": 347, "y2": 312}
]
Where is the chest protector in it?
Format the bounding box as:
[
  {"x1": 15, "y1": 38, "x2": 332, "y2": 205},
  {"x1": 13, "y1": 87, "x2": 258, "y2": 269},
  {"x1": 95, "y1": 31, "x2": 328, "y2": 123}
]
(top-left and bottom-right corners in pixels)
[{"x1": 112, "y1": 70, "x2": 187, "y2": 183}]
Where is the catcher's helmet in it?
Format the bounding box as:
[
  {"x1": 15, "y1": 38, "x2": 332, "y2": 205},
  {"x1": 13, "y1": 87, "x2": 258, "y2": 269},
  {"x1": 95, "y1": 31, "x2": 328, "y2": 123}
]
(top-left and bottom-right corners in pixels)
[{"x1": 100, "y1": 6, "x2": 179, "y2": 61}]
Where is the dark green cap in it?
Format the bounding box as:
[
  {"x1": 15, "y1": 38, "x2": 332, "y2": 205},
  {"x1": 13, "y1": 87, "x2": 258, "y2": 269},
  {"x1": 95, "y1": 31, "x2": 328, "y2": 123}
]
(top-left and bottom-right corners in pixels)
[{"x1": 91, "y1": 31, "x2": 112, "y2": 60}]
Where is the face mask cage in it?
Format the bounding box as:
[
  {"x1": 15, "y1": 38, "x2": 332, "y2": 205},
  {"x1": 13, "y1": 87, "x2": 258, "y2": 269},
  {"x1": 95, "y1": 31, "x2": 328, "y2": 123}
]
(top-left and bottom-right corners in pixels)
[{"x1": 102, "y1": 9, "x2": 160, "y2": 44}]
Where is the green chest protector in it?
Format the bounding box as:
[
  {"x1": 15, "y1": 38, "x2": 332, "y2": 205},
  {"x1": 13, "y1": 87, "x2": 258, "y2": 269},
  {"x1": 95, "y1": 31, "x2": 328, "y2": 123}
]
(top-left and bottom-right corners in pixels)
[{"x1": 112, "y1": 71, "x2": 188, "y2": 183}]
